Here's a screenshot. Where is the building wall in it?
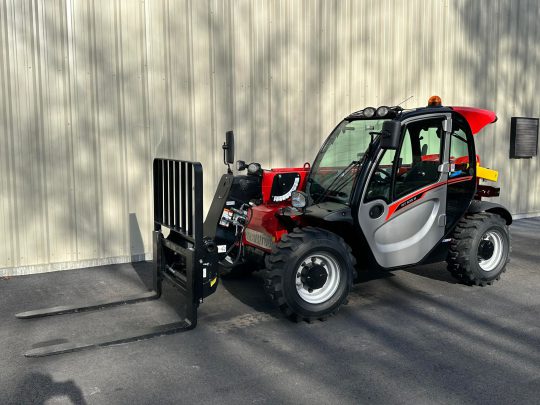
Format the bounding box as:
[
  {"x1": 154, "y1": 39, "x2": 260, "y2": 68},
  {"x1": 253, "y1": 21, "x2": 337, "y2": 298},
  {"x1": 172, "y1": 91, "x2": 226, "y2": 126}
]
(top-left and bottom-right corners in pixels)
[{"x1": 1, "y1": 0, "x2": 539, "y2": 275}]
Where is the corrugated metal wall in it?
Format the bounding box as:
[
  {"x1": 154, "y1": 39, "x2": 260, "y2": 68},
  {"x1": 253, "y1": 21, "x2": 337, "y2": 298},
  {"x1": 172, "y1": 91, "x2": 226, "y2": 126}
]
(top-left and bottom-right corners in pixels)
[{"x1": 1, "y1": 0, "x2": 539, "y2": 275}]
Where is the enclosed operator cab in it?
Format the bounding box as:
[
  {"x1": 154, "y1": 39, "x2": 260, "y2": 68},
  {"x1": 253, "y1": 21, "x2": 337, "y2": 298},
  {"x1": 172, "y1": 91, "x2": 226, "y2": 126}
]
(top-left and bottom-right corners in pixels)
[{"x1": 301, "y1": 100, "x2": 509, "y2": 270}]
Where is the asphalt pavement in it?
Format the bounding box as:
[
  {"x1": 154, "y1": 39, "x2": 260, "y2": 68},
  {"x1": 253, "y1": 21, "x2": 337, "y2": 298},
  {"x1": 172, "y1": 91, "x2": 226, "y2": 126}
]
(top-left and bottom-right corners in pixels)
[{"x1": 1, "y1": 217, "x2": 539, "y2": 405}]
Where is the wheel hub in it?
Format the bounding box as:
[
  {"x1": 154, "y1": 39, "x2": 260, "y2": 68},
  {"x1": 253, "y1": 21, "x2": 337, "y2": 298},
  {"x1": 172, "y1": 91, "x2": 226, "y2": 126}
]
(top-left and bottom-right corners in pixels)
[
  {"x1": 300, "y1": 265, "x2": 328, "y2": 290},
  {"x1": 477, "y1": 230, "x2": 504, "y2": 272},
  {"x1": 295, "y1": 253, "x2": 341, "y2": 304},
  {"x1": 478, "y1": 239, "x2": 495, "y2": 260}
]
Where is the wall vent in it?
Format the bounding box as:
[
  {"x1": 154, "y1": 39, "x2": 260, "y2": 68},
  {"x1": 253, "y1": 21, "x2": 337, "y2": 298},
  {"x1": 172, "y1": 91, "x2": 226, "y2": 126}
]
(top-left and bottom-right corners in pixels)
[{"x1": 510, "y1": 117, "x2": 538, "y2": 158}]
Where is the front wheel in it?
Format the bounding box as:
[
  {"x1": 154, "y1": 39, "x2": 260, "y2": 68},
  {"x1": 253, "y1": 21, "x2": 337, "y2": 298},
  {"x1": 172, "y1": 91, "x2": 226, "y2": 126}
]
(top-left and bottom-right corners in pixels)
[
  {"x1": 447, "y1": 213, "x2": 510, "y2": 286},
  {"x1": 264, "y1": 227, "x2": 355, "y2": 322}
]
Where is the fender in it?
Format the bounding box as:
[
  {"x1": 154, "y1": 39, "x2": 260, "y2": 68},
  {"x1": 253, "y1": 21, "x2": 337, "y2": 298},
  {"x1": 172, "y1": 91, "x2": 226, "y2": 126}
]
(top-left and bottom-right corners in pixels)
[{"x1": 467, "y1": 200, "x2": 512, "y2": 225}]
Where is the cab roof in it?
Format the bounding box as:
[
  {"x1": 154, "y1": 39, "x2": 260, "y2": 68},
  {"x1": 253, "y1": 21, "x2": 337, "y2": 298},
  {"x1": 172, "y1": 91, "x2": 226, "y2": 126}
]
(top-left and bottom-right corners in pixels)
[
  {"x1": 347, "y1": 105, "x2": 497, "y2": 135},
  {"x1": 450, "y1": 107, "x2": 497, "y2": 134},
  {"x1": 398, "y1": 106, "x2": 497, "y2": 135}
]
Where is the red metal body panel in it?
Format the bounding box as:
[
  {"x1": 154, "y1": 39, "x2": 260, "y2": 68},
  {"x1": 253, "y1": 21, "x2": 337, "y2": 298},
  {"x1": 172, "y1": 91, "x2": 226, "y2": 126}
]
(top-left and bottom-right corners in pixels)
[
  {"x1": 451, "y1": 107, "x2": 497, "y2": 135},
  {"x1": 261, "y1": 166, "x2": 310, "y2": 203},
  {"x1": 243, "y1": 204, "x2": 289, "y2": 252},
  {"x1": 244, "y1": 166, "x2": 309, "y2": 251}
]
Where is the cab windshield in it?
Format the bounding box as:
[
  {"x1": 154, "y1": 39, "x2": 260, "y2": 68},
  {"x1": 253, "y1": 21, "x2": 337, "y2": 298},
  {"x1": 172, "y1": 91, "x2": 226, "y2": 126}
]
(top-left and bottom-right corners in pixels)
[{"x1": 307, "y1": 119, "x2": 388, "y2": 204}]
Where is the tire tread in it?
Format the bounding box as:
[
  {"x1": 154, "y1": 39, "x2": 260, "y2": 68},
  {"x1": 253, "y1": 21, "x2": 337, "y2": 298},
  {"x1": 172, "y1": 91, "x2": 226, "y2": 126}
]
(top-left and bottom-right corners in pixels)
[
  {"x1": 264, "y1": 227, "x2": 356, "y2": 322},
  {"x1": 446, "y1": 212, "x2": 510, "y2": 286}
]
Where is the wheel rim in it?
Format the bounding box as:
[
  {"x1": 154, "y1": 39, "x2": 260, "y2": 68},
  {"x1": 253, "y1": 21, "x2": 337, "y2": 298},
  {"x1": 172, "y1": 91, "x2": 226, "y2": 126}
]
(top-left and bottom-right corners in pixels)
[
  {"x1": 295, "y1": 252, "x2": 341, "y2": 304},
  {"x1": 477, "y1": 230, "x2": 504, "y2": 272}
]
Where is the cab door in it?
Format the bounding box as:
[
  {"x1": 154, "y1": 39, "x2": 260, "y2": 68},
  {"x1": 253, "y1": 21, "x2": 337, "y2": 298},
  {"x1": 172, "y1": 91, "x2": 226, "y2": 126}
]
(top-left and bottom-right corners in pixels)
[
  {"x1": 446, "y1": 114, "x2": 477, "y2": 232},
  {"x1": 358, "y1": 115, "x2": 451, "y2": 268}
]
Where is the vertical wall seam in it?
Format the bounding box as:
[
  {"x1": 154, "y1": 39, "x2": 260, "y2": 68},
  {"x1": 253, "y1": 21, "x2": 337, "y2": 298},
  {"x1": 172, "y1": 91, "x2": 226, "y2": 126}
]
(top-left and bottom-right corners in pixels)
[
  {"x1": 185, "y1": 0, "x2": 195, "y2": 159},
  {"x1": 0, "y1": 0, "x2": 16, "y2": 266},
  {"x1": 248, "y1": 0, "x2": 254, "y2": 159},
  {"x1": 5, "y1": 0, "x2": 21, "y2": 266},
  {"x1": 31, "y1": 0, "x2": 51, "y2": 263},
  {"x1": 88, "y1": 0, "x2": 103, "y2": 257},
  {"x1": 113, "y1": 0, "x2": 128, "y2": 255},
  {"x1": 66, "y1": 0, "x2": 79, "y2": 261},
  {"x1": 207, "y1": 0, "x2": 216, "y2": 179}
]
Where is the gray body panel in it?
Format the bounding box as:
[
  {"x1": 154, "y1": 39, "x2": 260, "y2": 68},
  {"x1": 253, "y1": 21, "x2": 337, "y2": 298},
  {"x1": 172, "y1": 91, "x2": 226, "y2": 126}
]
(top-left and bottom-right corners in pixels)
[{"x1": 358, "y1": 114, "x2": 451, "y2": 269}]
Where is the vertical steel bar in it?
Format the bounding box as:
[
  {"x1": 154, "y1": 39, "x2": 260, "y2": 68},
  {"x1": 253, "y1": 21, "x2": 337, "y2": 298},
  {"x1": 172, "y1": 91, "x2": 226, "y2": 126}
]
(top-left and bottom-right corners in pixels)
[
  {"x1": 193, "y1": 163, "x2": 203, "y2": 246},
  {"x1": 174, "y1": 161, "x2": 180, "y2": 229},
  {"x1": 163, "y1": 160, "x2": 169, "y2": 226},
  {"x1": 168, "y1": 160, "x2": 174, "y2": 228},
  {"x1": 181, "y1": 161, "x2": 187, "y2": 231},
  {"x1": 187, "y1": 163, "x2": 193, "y2": 236},
  {"x1": 192, "y1": 162, "x2": 203, "y2": 306},
  {"x1": 152, "y1": 159, "x2": 162, "y2": 228},
  {"x1": 152, "y1": 231, "x2": 163, "y2": 297}
]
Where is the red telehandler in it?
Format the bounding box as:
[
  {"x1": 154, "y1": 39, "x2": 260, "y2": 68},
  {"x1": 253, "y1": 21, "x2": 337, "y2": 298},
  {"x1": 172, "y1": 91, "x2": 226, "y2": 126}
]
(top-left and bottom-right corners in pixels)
[{"x1": 17, "y1": 97, "x2": 511, "y2": 357}]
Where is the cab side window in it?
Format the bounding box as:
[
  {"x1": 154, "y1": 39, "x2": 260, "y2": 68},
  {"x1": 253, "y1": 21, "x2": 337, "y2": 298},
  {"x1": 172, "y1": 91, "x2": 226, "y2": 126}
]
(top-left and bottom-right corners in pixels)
[
  {"x1": 394, "y1": 118, "x2": 444, "y2": 199},
  {"x1": 449, "y1": 123, "x2": 475, "y2": 179},
  {"x1": 364, "y1": 149, "x2": 397, "y2": 203}
]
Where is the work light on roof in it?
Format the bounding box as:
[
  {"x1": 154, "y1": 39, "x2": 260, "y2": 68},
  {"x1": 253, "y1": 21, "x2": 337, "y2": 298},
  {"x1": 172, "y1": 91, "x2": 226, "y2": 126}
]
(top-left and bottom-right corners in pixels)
[
  {"x1": 376, "y1": 106, "x2": 389, "y2": 117},
  {"x1": 363, "y1": 107, "x2": 376, "y2": 118}
]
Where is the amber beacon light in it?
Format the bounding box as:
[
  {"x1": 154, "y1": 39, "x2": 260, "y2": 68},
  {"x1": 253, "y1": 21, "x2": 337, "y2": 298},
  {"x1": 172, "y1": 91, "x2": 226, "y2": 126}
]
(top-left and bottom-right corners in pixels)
[{"x1": 428, "y1": 95, "x2": 442, "y2": 107}]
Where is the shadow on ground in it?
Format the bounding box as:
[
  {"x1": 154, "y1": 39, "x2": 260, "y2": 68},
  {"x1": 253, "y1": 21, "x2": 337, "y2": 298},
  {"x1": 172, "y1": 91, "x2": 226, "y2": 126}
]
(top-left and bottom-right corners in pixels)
[{"x1": 12, "y1": 373, "x2": 87, "y2": 405}]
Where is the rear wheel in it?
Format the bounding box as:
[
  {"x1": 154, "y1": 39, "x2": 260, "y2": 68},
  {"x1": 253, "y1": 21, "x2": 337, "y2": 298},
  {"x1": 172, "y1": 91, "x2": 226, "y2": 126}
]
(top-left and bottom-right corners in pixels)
[
  {"x1": 447, "y1": 213, "x2": 510, "y2": 286},
  {"x1": 264, "y1": 227, "x2": 355, "y2": 321}
]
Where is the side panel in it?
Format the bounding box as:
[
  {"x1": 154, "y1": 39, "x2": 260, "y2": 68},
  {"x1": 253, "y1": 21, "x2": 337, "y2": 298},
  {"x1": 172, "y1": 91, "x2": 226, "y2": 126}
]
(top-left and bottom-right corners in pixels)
[
  {"x1": 360, "y1": 183, "x2": 447, "y2": 268},
  {"x1": 242, "y1": 204, "x2": 289, "y2": 252}
]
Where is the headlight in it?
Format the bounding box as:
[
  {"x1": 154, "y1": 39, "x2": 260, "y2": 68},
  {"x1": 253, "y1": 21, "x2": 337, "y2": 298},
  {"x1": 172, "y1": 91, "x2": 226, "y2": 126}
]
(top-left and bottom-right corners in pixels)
[
  {"x1": 236, "y1": 160, "x2": 247, "y2": 171},
  {"x1": 247, "y1": 162, "x2": 261, "y2": 175},
  {"x1": 291, "y1": 191, "x2": 308, "y2": 208},
  {"x1": 363, "y1": 107, "x2": 376, "y2": 118},
  {"x1": 376, "y1": 106, "x2": 389, "y2": 117}
]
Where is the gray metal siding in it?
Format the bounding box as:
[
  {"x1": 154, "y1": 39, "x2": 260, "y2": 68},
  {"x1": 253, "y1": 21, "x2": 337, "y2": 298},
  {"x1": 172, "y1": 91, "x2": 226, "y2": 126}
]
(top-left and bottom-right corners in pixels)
[{"x1": 1, "y1": 0, "x2": 538, "y2": 275}]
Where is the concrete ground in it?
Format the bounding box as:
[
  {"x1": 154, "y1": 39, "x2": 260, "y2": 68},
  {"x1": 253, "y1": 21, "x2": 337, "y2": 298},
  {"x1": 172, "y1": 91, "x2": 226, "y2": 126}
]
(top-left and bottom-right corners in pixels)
[{"x1": 1, "y1": 217, "x2": 539, "y2": 405}]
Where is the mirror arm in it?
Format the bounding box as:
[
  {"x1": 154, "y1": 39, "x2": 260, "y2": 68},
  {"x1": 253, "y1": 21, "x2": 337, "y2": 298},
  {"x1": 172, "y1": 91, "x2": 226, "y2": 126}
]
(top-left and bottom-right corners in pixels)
[{"x1": 222, "y1": 143, "x2": 232, "y2": 174}]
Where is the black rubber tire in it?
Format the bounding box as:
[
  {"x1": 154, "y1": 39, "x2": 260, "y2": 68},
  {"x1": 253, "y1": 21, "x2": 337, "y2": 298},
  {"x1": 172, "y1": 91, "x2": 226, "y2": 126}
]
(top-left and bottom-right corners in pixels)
[
  {"x1": 447, "y1": 212, "x2": 510, "y2": 286},
  {"x1": 264, "y1": 227, "x2": 356, "y2": 322}
]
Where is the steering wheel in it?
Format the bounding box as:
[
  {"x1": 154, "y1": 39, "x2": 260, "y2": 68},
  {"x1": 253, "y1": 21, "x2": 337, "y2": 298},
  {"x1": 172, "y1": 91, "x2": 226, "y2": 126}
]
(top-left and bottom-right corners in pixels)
[
  {"x1": 374, "y1": 167, "x2": 392, "y2": 182},
  {"x1": 365, "y1": 167, "x2": 392, "y2": 199}
]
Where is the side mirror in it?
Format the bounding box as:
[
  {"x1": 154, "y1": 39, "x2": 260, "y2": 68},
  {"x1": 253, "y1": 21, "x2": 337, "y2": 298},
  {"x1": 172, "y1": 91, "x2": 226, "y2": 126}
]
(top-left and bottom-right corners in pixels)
[
  {"x1": 380, "y1": 120, "x2": 401, "y2": 150},
  {"x1": 223, "y1": 130, "x2": 235, "y2": 164}
]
